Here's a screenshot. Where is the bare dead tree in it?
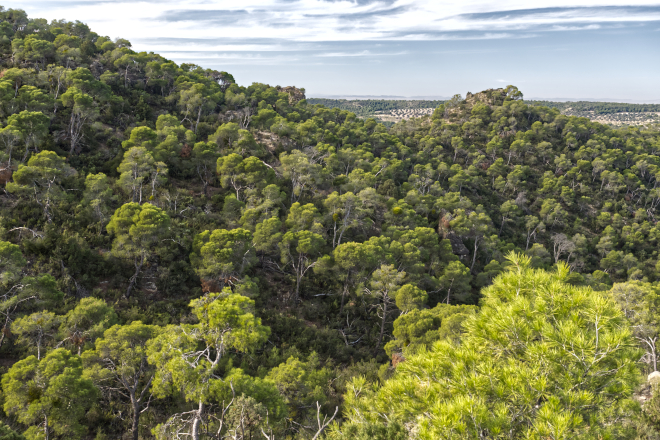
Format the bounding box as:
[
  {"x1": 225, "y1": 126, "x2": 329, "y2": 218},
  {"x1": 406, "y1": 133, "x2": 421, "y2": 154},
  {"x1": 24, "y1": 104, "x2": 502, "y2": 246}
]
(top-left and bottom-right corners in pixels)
[
  {"x1": 551, "y1": 233, "x2": 576, "y2": 264},
  {"x1": 311, "y1": 402, "x2": 339, "y2": 440},
  {"x1": 260, "y1": 402, "x2": 338, "y2": 440}
]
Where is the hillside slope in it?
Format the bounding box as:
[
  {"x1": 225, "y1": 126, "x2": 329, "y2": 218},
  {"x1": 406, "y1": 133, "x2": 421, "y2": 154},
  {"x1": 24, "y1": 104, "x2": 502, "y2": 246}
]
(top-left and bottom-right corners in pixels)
[{"x1": 1, "y1": 7, "x2": 660, "y2": 440}]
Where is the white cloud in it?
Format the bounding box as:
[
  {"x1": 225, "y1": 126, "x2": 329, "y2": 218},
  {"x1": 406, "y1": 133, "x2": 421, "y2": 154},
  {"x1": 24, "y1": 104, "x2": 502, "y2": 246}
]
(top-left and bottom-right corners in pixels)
[
  {"x1": 17, "y1": 0, "x2": 660, "y2": 46},
  {"x1": 314, "y1": 50, "x2": 409, "y2": 57},
  {"x1": 13, "y1": 0, "x2": 660, "y2": 100}
]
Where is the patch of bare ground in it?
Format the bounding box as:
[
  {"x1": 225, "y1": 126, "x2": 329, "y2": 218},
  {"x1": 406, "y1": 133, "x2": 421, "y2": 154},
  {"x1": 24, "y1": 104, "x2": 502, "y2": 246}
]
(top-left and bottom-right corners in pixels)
[
  {"x1": 0, "y1": 162, "x2": 12, "y2": 185},
  {"x1": 255, "y1": 130, "x2": 294, "y2": 153},
  {"x1": 0, "y1": 356, "x2": 18, "y2": 368}
]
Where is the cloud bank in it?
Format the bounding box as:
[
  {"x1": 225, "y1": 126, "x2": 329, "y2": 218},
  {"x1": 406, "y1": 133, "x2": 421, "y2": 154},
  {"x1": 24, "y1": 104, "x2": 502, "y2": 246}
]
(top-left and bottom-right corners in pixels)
[{"x1": 15, "y1": 0, "x2": 660, "y2": 100}]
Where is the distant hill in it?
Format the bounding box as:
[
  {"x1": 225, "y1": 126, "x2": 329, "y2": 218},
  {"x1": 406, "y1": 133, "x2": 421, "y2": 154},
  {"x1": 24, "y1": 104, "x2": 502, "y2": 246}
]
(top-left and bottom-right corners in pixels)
[
  {"x1": 309, "y1": 97, "x2": 660, "y2": 126},
  {"x1": 3, "y1": 6, "x2": 660, "y2": 440},
  {"x1": 525, "y1": 100, "x2": 660, "y2": 115},
  {"x1": 306, "y1": 98, "x2": 446, "y2": 117}
]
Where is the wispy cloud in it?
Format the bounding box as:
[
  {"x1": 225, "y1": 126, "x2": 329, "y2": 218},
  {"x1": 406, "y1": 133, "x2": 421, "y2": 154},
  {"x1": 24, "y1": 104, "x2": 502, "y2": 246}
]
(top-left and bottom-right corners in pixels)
[
  {"x1": 20, "y1": 1, "x2": 660, "y2": 43},
  {"x1": 314, "y1": 49, "x2": 408, "y2": 57},
  {"x1": 14, "y1": 0, "x2": 660, "y2": 99},
  {"x1": 550, "y1": 24, "x2": 601, "y2": 31},
  {"x1": 386, "y1": 31, "x2": 539, "y2": 41}
]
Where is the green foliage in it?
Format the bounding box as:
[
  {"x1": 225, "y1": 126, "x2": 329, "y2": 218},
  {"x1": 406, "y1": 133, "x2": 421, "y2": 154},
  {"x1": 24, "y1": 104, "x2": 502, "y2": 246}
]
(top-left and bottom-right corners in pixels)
[
  {"x1": 147, "y1": 289, "x2": 270, "y2": 439},
  {"x1": 0, "y1": 422, "x2": 27, "y2": 440},
  {"x1": 0, "y1": 240, "x2": 25, "y2": 287},
  {"x1": 307, "y1": 99, "x2": 445, "y2": 117},
  {"x1": 1, "y1": 348, "x2": 98, "y2": 440},
  {"x1": 6, "y1": 151, "x2": 76, "y2": 222},
  {"x1": 59, "y1": 297, "x2": 118, "y2": 354},
  {"x1": 80, "y1": 172, "x2": 115, "y2": 222},
  {"x1": 11, "y1": 311, "x2": 58, "y2": 359},
  {"x1": 82, "y1": 321, "x2": 161, "y2": 440},
  {"x1": 191, "y1": 228, "x2": 256, "y2": 290},
  {"x1": 279, "y1": 230, "x2": 326, "y2": 301},
  {"x1": 216, "y1": 154, "x2": 273, "y2": 201},
  {"x1": 106, "y1": 202, "x2": 170, "y2": 297},
  {"x1": 437, "y1": 260, "x2": 472, "y2": 303},
  {"x1": 342, "y1": 254, "x2": 641, "y2": 439},
  {"x1": 394, "y1": 284, "x2": 427, "y2": 313},
  {"x1": 326, "y1": 421, "x2": 407, "y2": 440},
  {"x1": 527, "y1": 100, "x2": 660, "y2": 115},
  {"x1": 116, "y1": 147, "x2": 167, "y2": 203},
  {"x1": 384, "y1": 303, "x2": 477, "y2": 356},
  {"x1": 266, "y1": 353, "x2": 331, "y2": 421},
  {"x1": 609, "y1": 281, "x2": 660, "y2": 372},
  {"x1": 1, "y1": 8, "x2": 660, "y2": 439}
]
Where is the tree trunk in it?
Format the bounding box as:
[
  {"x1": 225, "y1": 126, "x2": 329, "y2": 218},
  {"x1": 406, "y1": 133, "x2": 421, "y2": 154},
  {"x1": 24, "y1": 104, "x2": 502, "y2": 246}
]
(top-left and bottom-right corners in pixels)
[
  {"x1": 44, "y1": 414, "x2": 49, "y2": 440},
  {"x1": 197, "y1": 165, "x2": 209, "y2": 197},
  {"x1": 43, "y1": 193, "x2": 53, "y2": 223},
  {"x1": 191, "y1": 400, "x2": 204, "y2": 440},
  {"x1": 37, "y1": 333, "x2": 42, "y2": 360},
  {"x1": 470, "y1": 238, "x2": 479, "y2": 271},
  {"x1": 375, "y1": 299, "x2": 388, "y2": 352},
  {"x1": 131, "y1": 397, "x2": 141, "y2": 440},
  {"x1": 195, "y1": 106, "x2": 202, "y2": 134},
  {"x1": 332, "y1": 220, "x2": 337, "y2": 249},
  {"x1": 295, "y1": 270, "x2": 301, "y2": 303},
  {"x1": 126, "y1": 254, "x2": 145, "y2": 298},
  {"x1": 339, "y1": 276, "x2": 350, "y2": 316}
]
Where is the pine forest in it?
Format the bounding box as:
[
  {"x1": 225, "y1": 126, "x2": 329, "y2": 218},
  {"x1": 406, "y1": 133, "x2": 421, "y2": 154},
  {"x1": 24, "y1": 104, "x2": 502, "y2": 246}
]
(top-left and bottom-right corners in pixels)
[{"x1": 1, "y1": 6, "x2": 660, "y2": 440}]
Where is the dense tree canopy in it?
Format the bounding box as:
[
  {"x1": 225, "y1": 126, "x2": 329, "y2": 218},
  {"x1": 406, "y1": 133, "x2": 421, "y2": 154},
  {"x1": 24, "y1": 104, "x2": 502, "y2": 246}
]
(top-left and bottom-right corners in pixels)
[
  {"x1": 335, "y1": 254, "x2": 641, "y2": 439},
  {"x1": 1, "y1": 6, "x2": 660, "y2": 440}
]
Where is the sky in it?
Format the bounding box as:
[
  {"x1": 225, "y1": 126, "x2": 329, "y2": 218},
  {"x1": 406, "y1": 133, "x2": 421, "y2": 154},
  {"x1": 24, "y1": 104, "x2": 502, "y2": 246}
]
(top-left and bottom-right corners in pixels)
[{"x1": 13, "y1": 0, "x2": 660, "y2": 101}]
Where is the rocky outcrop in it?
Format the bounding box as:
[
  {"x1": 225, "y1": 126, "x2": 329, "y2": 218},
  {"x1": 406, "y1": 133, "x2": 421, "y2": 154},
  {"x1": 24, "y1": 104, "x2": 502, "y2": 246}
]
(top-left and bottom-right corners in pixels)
[
  {"x1": 277, "y1": 86, "x2": 306, "y2": 105},
  {"x1": 0, "y1": 164, "x2": 11, "y2": 185},
  {"x1": 464, "y1": 86, "x2": 523, "y2": 108},
  {"x1": 392, "y1": 352, "x2": 406, "y2": 367},
  {"x1": 634, "y1": 371, "x2": 660, "y2": 406},
  {"x1": 446, "y1": 232, "x2": 470, "y2": 257}
]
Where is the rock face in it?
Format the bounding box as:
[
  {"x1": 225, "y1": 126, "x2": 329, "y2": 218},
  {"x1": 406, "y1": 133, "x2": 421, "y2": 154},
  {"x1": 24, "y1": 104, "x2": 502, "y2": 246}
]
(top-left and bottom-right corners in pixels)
[
  {"x1": 277, "y1": 86, "x2": 306, "y2": 105},
  {"x1": 446, "y1": 232, "x2": 470, "y2": 257},
  {"x1": 0, "y1": 164, "x2": 11, "y2": 185},
  {"x1": 465, "y1": 88, "x2": 509, "y2": 107},
  {"x1": 392, "y1": 352, "x2": 406, "y2": 367},
  {"x1": 634, "y1": 372, "x2": 660, "y2": 406}
]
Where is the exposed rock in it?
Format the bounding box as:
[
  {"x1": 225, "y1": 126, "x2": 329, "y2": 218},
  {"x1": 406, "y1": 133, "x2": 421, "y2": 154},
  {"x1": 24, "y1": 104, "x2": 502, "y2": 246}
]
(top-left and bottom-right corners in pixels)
[
  {"x1": 635, "y1": 382, "x2": 653, "y2": 405},
  {"x1": 392, "y1": 352, "x2": 406, "y2": 367},
  {"x1": 255, "y1": 130, "x2": 294, "y2": 152},
  {"x1": 180, "y1": 143, "x2": 192, "y2": 158},
  {"x1": 277, "y1": 86, "x2": 306, "y2": 105},
  {"x1": 649, "y1": 370, "x2": 660, "y2": 384},
  {"x1": 201, "y1": 279, "x2": 220, "y2": 294},
  {"x1": 0, "y1": 164, "x2": 11, "y2": 185},
  {"x1": 465, "y1": 88, "x2": 509, "y2": 107},
  {"x1": 447, "y1": 232, "x2": 470, "y2": 256}
]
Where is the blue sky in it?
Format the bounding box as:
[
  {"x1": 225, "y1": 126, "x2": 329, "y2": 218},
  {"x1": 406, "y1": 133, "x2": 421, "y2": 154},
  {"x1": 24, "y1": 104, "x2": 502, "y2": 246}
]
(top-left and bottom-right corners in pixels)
[{"x1": 14, "y1": 0, "x2": 660, "y2": 101}]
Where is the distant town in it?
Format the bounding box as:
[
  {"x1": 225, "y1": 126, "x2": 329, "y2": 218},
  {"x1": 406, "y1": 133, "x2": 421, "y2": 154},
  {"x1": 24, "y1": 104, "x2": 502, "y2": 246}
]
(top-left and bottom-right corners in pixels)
[{"x1": 308, "y1": 98, "x2": 660, "y2": 127}]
